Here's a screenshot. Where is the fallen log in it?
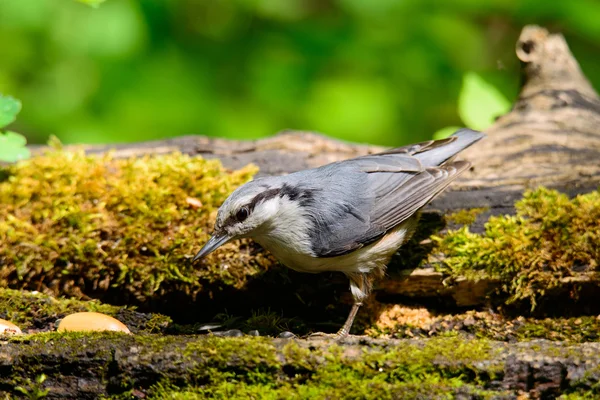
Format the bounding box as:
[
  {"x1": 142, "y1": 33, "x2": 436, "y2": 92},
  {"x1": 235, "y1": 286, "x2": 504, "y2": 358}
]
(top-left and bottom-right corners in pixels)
[
  {"x1": 30, "y1": 25, "x2": 599, "y2": 311},
  {"x1": 2, "y1": 333, "x2": 599, "y2": 399}
]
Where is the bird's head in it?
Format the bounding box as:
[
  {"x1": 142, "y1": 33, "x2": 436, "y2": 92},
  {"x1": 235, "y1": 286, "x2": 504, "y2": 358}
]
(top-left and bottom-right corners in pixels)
[{"x1": 192, "y1": 179, "x2": 282, "y2": 261}]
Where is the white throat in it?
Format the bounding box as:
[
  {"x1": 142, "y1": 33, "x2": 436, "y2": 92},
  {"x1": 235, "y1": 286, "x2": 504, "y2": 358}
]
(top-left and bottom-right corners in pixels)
[{"x1": 252, "y1": 196, "x2": 314, "y2": 257}]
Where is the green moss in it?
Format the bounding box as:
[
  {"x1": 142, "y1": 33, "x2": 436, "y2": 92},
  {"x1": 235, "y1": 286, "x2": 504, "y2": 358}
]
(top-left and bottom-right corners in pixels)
[
  {"x1": 0, "y1": 149, "x2": 269, "y2": 306},
  {"x1": 8, "y1": 330, "x2": 131, "y2": 344},
  {"x1": 559, "y1": 394, "x2": 600, "y2": 400},
  {"x1": 9, "y1": 333, "x2": 599, "y2": 399},
  {"x1": 369, "y1": 308, "x2": 600, "y2": 343},
  {"x1": 183, "y1": 336, "x2": 499, "y2": 398},
  {"x1": 445, "y1": 207, "x2": 488, "y2": 226},
  {"x1": 430, "y1": 187, "x2": 600, "y2": 309},
  {"x1": 75, "y1": 335, "x2": 507, "y2": 399},
  {"x1": 142, "y1": 380, "x2": 502, "y2": 399},
  {"x1": 0, "y1": 288, "x2": 171, "y2": 333},
  {"x1": 141, "y1": 336, "x2": 504, "y2": 400},
  {"x1": 0, "y1": 288, "x2": 118, "y2": 330},
  {"x1": 184, "y1": 336, "x2": 280, "y2": 378},
  {"x1": 516, "y1": 317, "x2": 600, "y2": 342}
]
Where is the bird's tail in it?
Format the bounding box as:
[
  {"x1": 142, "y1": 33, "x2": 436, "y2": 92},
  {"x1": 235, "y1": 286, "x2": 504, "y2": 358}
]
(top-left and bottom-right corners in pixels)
[{"x1": 415, "y1": 128, "x2": 485, "y2": 167}]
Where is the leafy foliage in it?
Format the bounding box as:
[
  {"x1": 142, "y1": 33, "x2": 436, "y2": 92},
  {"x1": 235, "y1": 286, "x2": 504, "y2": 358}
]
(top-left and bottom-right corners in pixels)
[
  {"x1": 458, "y1": 72, "x2": 511, "y2": 130},
  {"x1": 0, "y1": 94, "x2": 21, "y2": 127},
  {"x1": 2, "y1": 0, "x2": 599, "y2": 145},
  {"x1": 433, "y1": 71, "x2": 511, "y2": 138},
  {"x1": 0, "y1": 95, "x2": 30, "y2": 162}
]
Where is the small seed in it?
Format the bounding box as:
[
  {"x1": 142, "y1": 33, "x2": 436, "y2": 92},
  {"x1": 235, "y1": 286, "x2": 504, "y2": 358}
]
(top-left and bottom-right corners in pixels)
[
  {"x1": 0, "y1": 319, "x2": 22, "y2": 336},
  {"x1": 57, "y1": 312, "x2": 130, "y2": 334}
]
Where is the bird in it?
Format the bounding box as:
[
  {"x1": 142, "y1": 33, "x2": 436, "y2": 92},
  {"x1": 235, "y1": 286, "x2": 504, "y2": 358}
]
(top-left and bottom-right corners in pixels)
[{"x1": 193, "y1": 128, "x2": 484, "y2": 338}]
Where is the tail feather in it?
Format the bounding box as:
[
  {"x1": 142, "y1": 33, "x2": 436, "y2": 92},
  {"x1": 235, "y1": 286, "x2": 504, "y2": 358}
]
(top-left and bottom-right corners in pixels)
[{"x1": 415, "y1": 128, "x2": 484, "y2": 167}]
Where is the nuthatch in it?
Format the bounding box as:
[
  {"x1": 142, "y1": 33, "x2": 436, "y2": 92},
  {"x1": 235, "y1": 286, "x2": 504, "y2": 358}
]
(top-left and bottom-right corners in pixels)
[{"x1": 194, "y1": 129, "x2": 484, "y2": 338}]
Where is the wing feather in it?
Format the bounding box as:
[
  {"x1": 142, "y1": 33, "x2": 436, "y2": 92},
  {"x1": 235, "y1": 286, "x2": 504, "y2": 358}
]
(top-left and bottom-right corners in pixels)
[
  {"x1": 309, "y1": 129, "x2": 483, "y2": 258},
  {"x1": 313, "y1": 162, "x2": 470, "y2": 258},
  {"x1": 370, "y1": 162, "x2": 470, "y2": 230}
]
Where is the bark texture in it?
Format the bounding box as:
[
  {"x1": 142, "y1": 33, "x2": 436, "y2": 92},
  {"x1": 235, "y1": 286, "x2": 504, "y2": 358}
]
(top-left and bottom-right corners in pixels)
[{"x1": 2, "y1": 334, "x2": 599, "y2": 399}]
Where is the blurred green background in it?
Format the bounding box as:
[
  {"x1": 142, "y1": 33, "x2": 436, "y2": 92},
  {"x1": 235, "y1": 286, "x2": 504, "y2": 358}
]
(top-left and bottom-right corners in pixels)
[{"x1": 0, "y1": 0, "x2": 599, "y2": 146}]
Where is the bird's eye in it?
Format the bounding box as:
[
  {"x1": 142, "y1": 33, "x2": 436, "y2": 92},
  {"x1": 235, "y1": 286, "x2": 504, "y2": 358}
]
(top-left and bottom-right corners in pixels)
[{"x1": 236, "y1": 207, "x2": 249, "y2": 222}]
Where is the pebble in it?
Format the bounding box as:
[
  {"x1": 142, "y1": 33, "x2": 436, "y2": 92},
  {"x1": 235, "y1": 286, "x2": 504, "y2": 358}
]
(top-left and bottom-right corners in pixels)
[
  {"x1": 278, "y1": 331, "x2": 296, "y2": 339},
  {"x1": 248, "y1": 330, "x2": 260, "y2": 336},
  {"x1": 57, "y1": 312, "x2": 131, "y2": 334},
  {"x1": 0, "y1": 319, "x2": 22, "y2": 335},
  {"x1": 223, "y1": 329, "x2": 244, "y2": 337}
]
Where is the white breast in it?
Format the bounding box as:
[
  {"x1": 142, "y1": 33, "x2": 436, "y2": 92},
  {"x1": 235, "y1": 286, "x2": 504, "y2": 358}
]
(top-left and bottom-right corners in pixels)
[{"x1": 255, "y1": 217, "x2": 416, "y2": 276}]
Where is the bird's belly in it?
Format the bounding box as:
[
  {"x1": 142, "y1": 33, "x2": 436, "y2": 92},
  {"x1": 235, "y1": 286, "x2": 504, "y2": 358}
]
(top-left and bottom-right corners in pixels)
[{"x1": 255, "y1": 221, "x2": 413, "y2": 275}]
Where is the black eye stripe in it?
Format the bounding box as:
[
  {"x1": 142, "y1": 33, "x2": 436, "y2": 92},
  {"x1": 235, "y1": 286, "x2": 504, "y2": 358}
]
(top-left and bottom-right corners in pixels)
[
  {"x1": 222, "y1": 186, "x2": 312, "y2": 229},
  {"x1": 247, "y1": 188, "x2": 281, "y2": 212}
]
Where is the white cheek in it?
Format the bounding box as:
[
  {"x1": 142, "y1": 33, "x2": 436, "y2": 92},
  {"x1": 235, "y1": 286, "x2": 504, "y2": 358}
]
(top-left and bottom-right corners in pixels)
[
  {"x1": 255, "y1": 197, "x2": 314, "y2": 255},
  {"x1": 255, "y1": 198, "x2": 279, "y2": 221}
]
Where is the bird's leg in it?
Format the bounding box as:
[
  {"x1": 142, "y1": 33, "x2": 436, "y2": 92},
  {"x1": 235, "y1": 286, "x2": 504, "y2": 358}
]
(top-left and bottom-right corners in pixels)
[
  {"x1": 335, "y1": 302, "x2": 362, "y2": 338},
  {"x1": 307, "y1": 272, "x2": 371, "y2": 340},
  {"x1": 307, "y1": 302, "x2": 362, "y2": 340}
]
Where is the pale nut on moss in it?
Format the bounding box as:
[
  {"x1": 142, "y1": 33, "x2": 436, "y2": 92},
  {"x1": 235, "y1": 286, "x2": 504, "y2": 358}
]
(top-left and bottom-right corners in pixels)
[
  {"x1": 0, "y1": 319, "x2": 22, "y2": 335},
  {"x1": 57, "y1": 312, "x2": 131, "y2": 334}
]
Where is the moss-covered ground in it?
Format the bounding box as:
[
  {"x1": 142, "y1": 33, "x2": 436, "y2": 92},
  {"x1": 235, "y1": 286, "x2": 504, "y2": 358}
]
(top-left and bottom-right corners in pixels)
[
  {"x1": 429, "y1": 187, "x2": 600, "y2": 310},
  {"x1": 0, "y1": 288, "x2": 171, "y2": 334},
  {"x1": 0, "y1": 148, "x2": 278, "y2": 318},
  {"x1": 1, "y1": 149, "x2": 598, "y2": 321},
  {"x1": 3, "y1": 332, "x2": 598, "y2": 399},
  {"x1": 1, "y1": 146, "x2": 599, "y2": 398},
  {"x1": 366, "y1": 303, "x2": 600, "y2": 342}
]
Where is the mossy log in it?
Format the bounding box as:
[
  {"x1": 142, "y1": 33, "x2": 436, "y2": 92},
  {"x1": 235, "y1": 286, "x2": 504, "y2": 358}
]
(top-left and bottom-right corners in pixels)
[
  {"x1": 26, "y1": 25, "x2": 600, "y2": 311},
  {"x1": 2, "y1": 24, "x2": 600, "y2": 400},
  {"x1": 2, "y1": 333, "x2": 599, "y2": 399}
]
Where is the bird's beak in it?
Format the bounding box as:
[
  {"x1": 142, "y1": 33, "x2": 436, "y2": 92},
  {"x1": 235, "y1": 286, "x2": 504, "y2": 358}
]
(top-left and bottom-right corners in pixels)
[{"x1": 192, "y1": 232, "x2": 231, "y2": 262}]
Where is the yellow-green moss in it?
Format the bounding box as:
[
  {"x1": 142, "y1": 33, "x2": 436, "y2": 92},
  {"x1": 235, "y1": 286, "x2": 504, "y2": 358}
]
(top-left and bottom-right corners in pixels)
[
  {"x1": 0, "y1": 149, "x2": 272, "y2": 305},
  {"x1": 8, "y1": 333, "x2": 598, "y2": 399},
  {"x1": 138, "y1": 336, "x2": 504, "y2": 400},
  {"x1": 0, "y1": 288, "x2": 172, "y2": 333},
  {"x1": 0, "y1": 288, "x2": 118, "y2": 330},
  {"x1": 430, "y1": 187, "x2": 600, "y2": 308},
  {"x1": 445, "y1": 207, "x2": 488, "y2": 226},
  {"x1": 189, "y1": 335, "x2": 503, "y2": 399}
]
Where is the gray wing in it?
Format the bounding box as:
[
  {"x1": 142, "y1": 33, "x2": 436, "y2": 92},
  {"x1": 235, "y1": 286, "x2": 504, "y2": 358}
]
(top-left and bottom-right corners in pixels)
[
  {"x1": 311, "y1": 129, "x2": 483, "y2": 258},
  {"x1": 313, "y1": 161, "x2": 470, "y2": 258},
  {"x1": 367, "y1": 161, "x2": 470, "y2": 230}
]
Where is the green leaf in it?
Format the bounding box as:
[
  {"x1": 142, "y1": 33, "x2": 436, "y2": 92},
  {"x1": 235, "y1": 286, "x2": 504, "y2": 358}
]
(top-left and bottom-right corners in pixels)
[
  {"x1": 75, "y1": 0, "x2": 107, "y2": 8},
  {"x1": 0, "y1": 95, "x2": 22, "y2": 129},
  {"x1": 433, "y1": 126, "x2": 461, "y2": 140},
  {"x1": 458, "y1": 72, "x2": 510, "y2": 131},
  {"x1": 0, "y1": 131, "x2": 31, "y2": 162}
]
